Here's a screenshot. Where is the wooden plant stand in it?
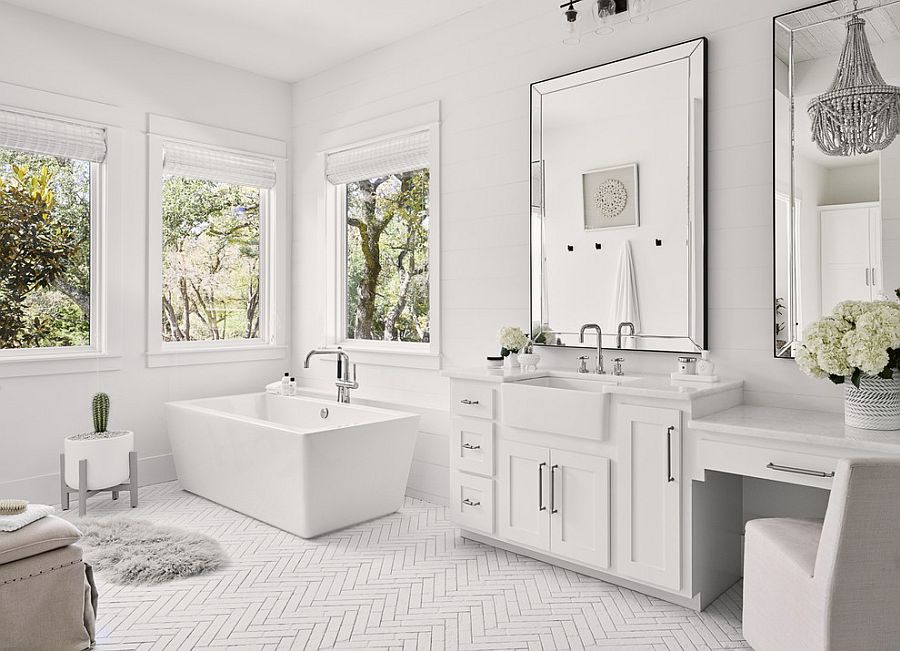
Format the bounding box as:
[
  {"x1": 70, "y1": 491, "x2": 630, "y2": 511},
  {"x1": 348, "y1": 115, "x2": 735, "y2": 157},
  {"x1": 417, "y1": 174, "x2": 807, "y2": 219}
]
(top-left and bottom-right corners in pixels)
[{"x1": 60, "y1": 451, "x2": 138, "y2": 517}]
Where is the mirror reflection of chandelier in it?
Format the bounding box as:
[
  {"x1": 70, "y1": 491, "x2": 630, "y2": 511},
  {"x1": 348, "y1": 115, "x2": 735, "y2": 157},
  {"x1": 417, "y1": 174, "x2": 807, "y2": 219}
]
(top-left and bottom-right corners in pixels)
[{"x1": 808, "y1": 2, "x2": 900, "y2": 157}]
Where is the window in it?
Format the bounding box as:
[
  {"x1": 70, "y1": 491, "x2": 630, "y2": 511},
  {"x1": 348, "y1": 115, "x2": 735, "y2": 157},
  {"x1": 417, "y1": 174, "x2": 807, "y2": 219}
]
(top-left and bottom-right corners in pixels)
[
  {"x1": 160, "y1": 141, "x2": 274, "y2": 344},
  {"x1": 326, "y1": 127, "x2": 439, "y2": 357},
  {"x1": 0, "y1": 109, "x2": 105, "y2": 353}
]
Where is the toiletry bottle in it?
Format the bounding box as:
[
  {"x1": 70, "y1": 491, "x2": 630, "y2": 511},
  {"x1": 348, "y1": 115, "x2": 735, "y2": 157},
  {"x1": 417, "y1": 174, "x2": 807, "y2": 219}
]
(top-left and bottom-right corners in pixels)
[
  {"x1": 281, "y1": 372, "x2": 291, "y2": 395},
  {"x1": 697, "y1": 351, "x2": 715, "y2": 376},
  {"x1": 289, "y1": 377, "x2": 297, "y2": 396}
]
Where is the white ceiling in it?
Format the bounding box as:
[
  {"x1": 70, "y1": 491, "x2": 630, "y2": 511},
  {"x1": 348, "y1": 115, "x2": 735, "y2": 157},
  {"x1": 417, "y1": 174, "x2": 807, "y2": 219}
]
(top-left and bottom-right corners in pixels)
[{"x1": 0, "y1": 0, "x2": 497, "y2": 82}]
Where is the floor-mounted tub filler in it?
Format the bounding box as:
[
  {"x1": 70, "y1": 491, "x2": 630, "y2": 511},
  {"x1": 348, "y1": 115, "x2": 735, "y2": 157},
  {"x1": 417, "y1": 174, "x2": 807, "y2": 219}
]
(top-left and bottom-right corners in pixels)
[{"x1": 166, "y1": 393, "x2": 419, "y2": 538}]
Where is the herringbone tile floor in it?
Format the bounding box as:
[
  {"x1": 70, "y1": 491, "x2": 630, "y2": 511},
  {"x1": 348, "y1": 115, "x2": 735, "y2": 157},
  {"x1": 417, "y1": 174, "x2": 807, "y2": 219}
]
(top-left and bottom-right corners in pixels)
[{"x1": 60, "y1": 482, "x2": 749, "y2": 651}]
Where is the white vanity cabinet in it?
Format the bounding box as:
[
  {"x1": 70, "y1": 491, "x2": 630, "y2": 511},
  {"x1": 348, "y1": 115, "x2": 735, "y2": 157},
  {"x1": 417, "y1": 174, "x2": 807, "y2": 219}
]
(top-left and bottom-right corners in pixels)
[
  {"x1": 497, "y1": 440, "x2": 610, "y2": 568},
  {"x1": 616, "y1": 404, "x2": 682, "y2": 590}
]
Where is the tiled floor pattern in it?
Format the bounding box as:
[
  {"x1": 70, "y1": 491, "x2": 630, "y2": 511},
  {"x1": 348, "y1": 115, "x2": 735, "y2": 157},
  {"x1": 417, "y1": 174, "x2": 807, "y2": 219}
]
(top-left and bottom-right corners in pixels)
[{"x1": 60, "y1": 482, "x2": 748, "y2": 650}]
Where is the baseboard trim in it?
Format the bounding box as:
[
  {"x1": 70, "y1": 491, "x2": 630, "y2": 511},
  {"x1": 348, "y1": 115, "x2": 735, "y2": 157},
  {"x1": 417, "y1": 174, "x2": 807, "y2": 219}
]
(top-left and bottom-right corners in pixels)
[
  {"x1": 1, "y1": 453, "x2": 177, "y2": 506},
  {"x1": 405, "y1": 487, "x2": 447, "y2": 506}
]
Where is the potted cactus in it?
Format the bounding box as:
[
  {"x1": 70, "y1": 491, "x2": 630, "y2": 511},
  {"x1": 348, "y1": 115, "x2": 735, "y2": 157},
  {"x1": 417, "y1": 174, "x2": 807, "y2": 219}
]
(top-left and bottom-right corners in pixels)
[{"x1": 63, "y1": 393, "x2": 134, "y2": 490}]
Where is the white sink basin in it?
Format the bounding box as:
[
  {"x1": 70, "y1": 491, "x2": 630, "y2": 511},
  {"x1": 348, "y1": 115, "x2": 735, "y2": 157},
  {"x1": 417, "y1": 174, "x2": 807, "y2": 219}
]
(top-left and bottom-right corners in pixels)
[{"x1": 501, "y1": 374, "x2": 634, "y2": 440}]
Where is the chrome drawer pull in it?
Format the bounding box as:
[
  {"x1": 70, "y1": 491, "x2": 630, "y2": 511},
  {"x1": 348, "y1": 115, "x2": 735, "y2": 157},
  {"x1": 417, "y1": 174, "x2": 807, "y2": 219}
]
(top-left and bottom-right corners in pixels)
[
  {"x1": 550, "y1": 464, "x2": 559, "y2": 514},
  {"x1": 461, "y1": 443, "x2": 481, "y2": 450},
  {"x1": 538, "y1": 462, "x2": 547, "y2": 511},
  {"x1": 460, "y1": 399, "x2": 480, "y2": 405},
  {"x1": 666, "y1": 426, "x2": 675, "y2": 483},
  {"x1": 462, "y1": 498, "x2": 481, "y2": 507},
  {"x1": 766, "y1": 462, "x2": 835, "y2": 478}
]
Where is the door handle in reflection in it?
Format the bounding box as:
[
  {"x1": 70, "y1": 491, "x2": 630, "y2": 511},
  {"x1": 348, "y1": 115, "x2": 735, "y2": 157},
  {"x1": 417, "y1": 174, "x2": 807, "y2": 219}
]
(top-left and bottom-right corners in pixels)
[{"x1": 462, "y1": 498, "x2": 481, "y2": 507}]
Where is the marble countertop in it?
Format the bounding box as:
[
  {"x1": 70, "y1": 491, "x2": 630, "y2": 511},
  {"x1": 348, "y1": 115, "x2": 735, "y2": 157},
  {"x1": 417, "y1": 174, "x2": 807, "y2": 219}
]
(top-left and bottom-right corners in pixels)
[
  {"x1": 689, "y1": 405, "x2": 900, "y2": 453},
  {"x1": 441, "y1": 367, "x2": 743, "y2": 401}
]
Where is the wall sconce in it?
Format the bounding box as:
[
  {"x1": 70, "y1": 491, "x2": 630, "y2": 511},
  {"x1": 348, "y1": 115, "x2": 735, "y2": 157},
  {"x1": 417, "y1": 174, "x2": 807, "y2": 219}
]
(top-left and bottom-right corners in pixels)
[{"x1": 559, "y1": 0, "x2": 651, "y2": 44}]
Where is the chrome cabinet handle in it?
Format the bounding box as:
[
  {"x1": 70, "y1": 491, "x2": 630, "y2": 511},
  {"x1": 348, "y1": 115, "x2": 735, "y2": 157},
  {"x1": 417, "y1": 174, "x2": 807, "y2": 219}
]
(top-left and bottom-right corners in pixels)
[
  {"x1": 462, "y1": 498, "x2": 481, "y2": 507},
  {"x1": 550, "y1": 464, "x2": 559, "y2": 514},
  {"x1": 538, "y1": 462, "x2": 547, "y2": 511},
  {"x1": 666, "y1": 426, "x2": 675, "y2": 483},
  {"x1": 460, "y1": 399, "x2": 480, "y2": 405},
  {"x1": 461, "y1": 443, "x2": 481, "y2": 450},
  {"x1": 766, "y1": 462, "x2": 835, "y2": 478}
]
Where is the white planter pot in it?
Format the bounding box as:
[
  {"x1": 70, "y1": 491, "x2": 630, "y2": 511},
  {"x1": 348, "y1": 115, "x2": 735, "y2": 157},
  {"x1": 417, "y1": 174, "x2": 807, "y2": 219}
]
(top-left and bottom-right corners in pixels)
[
  {"x1": 518, "y1": 353, "x2": 541, "y2": 371},
  {"x1": 845, "y1": 375, "x2": 900, "y2": 431},
  {"x1": 64, "y1": 430, "x2": 134, "y2": 490},
  {"x1": 504, "y1": 353, "x2": 519, "y2": 369}
]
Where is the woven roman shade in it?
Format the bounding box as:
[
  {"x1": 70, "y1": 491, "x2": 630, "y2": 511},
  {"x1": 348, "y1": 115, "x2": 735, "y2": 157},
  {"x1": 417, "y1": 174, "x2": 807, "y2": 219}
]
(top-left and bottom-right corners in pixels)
[
  {"x1": 163, "y1": 141, "x2": 276, "y2": 189},
  {"x1": 325, "y1": 131, "x2": 429, "y2": 185},
  {"x1": 0, "y1": 109, "x2": 107, "y2": 162}
]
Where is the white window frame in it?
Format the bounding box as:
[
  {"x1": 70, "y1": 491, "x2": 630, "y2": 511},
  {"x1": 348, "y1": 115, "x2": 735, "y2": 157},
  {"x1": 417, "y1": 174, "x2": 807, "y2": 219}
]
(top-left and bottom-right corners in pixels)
[
  {"x1": 146, "y1": 115, "x2": 288, "y2": 368},
  {"x1": 0, "y1": 92, "x2": 123, "y2": 378},
  {"x1": 321, "y1": 103, "x2": 441, "y2": 370}
]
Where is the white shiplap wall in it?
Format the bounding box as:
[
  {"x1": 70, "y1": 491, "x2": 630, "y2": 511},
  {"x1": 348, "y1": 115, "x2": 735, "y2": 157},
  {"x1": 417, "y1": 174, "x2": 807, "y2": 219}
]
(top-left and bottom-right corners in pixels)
[{"x1": 291, "y1": 0, "x2": 845, "y2": 503}]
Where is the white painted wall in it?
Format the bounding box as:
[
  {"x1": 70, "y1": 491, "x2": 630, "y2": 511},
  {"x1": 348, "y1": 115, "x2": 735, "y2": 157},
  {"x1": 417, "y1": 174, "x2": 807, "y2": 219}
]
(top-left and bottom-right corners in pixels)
[
  {"x1": 291, "y1": 0, "x2": 853, "y2": 504},
  {"x1": 0, "y1": 4, "x2": 293, "y2": 504}
]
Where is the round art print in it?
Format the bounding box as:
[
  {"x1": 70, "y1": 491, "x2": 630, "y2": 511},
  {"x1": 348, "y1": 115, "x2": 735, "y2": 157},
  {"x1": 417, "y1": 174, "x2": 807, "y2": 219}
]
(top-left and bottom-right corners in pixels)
[{"x1": 594, "y1": 178, "x2": 628, "y2": 219}]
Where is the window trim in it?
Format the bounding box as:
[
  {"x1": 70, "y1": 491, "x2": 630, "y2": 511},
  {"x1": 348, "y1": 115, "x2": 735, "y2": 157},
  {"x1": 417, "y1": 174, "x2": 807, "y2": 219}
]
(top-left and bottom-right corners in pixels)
[
  {"x1": 0, "y1": 99, "x2": 122, "y2": 377},
  {"x1": 146, "y1": 116, "x2": 288, "y2": 368},
  {"x1": 323, "y1": 114, "x2": 441, "y2": 370}
]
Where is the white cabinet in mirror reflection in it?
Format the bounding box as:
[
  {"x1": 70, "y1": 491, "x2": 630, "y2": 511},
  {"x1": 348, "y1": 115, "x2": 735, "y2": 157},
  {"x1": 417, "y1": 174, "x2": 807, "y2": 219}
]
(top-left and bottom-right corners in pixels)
[{"x1": 819, "y1": 203, "x2": 882, "y2": 315}]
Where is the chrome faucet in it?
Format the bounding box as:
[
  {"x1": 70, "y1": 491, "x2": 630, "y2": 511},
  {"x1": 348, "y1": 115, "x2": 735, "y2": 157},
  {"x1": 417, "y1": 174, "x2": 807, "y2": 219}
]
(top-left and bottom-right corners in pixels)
[
  {"x1": 616, "y1": 321, "x2": 635, "y2": 349},
  {"x1": 578, "y1": 323, "x2": 605, "y2": 374},
  {"x1": 303, "y1": 347, "x2": 358, "y2": 404}
]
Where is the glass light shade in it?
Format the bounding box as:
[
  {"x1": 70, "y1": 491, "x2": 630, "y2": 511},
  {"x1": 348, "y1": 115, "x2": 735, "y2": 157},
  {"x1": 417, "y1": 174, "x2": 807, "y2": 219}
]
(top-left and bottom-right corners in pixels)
[
  {"x1": 561, "y1": 7, "x2": 582, "y2": 45},
  {"x1": 592, "y1": 0, "x2": 616, "y2": 35},
  {"x1": 629, "y1": 0, "x2": 651, "y2": 23}
]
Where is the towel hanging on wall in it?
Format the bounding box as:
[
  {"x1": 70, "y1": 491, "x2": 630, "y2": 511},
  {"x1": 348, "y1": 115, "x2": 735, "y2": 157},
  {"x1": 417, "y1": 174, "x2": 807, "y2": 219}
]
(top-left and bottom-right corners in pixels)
[{"x1": 610, "y1": 240, "x2": 642, "y2": 336}]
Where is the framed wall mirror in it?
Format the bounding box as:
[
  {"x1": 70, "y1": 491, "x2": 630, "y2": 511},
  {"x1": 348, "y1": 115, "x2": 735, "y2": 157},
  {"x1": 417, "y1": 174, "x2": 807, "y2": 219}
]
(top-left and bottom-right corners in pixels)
[
  {"x1": 530, "y1": 38, "x2": 707, "y2": 354},
  {"x1": 774, "y1": 0, "x2": 900, "y2": 358}
]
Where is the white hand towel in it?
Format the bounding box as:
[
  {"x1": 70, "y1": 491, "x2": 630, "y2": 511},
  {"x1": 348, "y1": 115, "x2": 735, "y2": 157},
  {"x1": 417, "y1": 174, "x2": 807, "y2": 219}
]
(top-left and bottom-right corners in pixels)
[
  {"x1": 0, "y1": 504, "x2": 55, "y2": 532},
  {"x1": 610, "y1": 240, "x2": 642, "y2": 335}
]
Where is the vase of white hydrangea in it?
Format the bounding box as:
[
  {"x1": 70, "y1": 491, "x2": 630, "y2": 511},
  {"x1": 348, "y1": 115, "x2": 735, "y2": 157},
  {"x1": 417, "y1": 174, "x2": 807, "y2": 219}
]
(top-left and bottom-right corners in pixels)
[
  {"x1": 498, "y1": 326, "x2": 529, "y2": 370},
  {"x1": 796, "y1": 300, "x2": 900, "y2": 430}
]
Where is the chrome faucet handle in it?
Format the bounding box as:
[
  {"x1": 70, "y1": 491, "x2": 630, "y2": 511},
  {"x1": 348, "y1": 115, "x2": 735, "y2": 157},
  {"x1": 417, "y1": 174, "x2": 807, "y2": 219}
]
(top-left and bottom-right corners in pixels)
[
  {"x1": 577, "y1": 356, "x2": 590, "y2": 374},
  {"x1": 613, "y1": 357, "x2": 625, "y2": 376}
]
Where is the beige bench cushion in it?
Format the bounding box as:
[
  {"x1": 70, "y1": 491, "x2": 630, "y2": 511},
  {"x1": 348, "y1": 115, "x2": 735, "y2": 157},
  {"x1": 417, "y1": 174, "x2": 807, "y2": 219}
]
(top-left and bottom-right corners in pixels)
[{"x1": 0, "y1": 515, "x2": 82, "y2": 566}]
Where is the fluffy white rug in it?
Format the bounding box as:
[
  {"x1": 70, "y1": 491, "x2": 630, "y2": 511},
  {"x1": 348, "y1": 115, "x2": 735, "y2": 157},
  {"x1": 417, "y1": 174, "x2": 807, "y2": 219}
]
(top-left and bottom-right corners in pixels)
[{"x1": 76, "y1": 516, "x2": 226, "y2": 585}]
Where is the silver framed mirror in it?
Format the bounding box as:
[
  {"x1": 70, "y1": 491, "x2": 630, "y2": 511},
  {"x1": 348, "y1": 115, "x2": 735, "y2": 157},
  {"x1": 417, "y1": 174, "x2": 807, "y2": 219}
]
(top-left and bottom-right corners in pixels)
[
  {"x1": 774, "y1": 0, "x2": 900, "y2": 358},
  {"x1": 530, "y1": 38, "x2": 707, "y2": 354}
]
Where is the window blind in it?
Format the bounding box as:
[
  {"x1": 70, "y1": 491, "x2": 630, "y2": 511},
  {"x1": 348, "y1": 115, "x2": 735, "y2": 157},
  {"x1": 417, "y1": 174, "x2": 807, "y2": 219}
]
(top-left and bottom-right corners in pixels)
[
  {"x1": 325, "y1": 130, "x2": 429, "y2": 185},
  {"x1": 0, "y1": 109, "x2": 107, "y2": 162},
  {"x1": 163, "y1": 141, "x2": 277, "y2": 189}
]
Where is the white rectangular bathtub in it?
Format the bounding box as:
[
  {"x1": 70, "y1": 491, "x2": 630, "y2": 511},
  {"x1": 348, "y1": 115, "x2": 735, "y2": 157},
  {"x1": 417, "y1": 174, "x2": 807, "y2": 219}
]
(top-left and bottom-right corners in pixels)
[{"x1": 166, "y1": 392, "x2": 420, "y2": 538}]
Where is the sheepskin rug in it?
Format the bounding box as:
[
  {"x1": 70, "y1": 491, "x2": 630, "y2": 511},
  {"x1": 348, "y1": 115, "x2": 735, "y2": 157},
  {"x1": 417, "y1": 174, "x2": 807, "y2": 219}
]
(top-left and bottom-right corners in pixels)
[{"x1": 76, "y1": 516, "x2": 226, "y2": 585}]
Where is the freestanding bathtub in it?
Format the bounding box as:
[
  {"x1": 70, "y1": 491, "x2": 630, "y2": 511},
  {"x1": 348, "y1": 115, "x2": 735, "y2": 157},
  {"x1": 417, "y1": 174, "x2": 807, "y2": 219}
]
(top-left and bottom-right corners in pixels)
[{"x1": 166, "y1": 392, "x2": 419, "y2": 538}]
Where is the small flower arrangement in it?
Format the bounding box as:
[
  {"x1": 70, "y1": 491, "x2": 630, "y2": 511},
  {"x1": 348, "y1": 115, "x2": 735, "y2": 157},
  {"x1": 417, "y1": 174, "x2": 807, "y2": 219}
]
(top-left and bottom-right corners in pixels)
[
  {"x1": 796, "y1": 300, "x2": 900, "y2": 387},
  {"x1": 498, "y1": 326, "x2": 529, "y2": 356}
]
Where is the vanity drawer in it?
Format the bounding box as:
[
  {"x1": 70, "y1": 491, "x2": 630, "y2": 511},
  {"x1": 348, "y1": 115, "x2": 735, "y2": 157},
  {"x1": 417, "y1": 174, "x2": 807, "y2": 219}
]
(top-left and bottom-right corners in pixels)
[
  {"x1": 452, "y1": 418, "x2": 494, "y2": 477},
  {"x1": 450, "y1": 471, "x2": 494, "y2": 534},
  {"x1": 450, "y1": 382, "x2": 495, "y2": 420},
  {"x1": 698, "y1": 439, "x2": 839, "y2": 489}
]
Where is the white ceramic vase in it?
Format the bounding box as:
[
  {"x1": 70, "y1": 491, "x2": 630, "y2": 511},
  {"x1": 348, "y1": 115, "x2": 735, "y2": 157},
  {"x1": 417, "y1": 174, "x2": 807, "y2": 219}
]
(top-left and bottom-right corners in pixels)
[
  {"x1": 844, "y1": 375, "x2": 900, "y2": 431},
  {"x1": 518, "y1": 353, "x2": 541, "y2": 372},
  {"x1": 64, "y1": 430, "x2": 134, "y2": 490},
  {"x1": 504, "y1": 353, "x2": 519, "y2": 369}
]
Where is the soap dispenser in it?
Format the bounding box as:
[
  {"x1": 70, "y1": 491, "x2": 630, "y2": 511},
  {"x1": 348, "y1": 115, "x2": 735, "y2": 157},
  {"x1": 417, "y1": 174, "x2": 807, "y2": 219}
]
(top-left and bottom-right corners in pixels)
[{"x1": 697, "y1": 351, "x2": 715, "y2": 376}]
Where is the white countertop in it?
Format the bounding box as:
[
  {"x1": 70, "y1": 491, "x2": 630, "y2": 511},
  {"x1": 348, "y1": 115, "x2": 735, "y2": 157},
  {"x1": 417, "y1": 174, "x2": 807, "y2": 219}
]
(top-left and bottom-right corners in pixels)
[
  {"x1": 689, "y1": 405, "x2": 900, "y2": 453},
  {"x1": 442, "y1": 367, "x2": 743, "y2": 401}
]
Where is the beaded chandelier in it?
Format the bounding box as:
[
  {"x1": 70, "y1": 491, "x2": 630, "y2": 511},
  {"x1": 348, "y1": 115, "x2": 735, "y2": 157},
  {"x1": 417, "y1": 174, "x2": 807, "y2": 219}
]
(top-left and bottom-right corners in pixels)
[{"x1": 808, "y1": 7, "x2": 900, "y2": 157}]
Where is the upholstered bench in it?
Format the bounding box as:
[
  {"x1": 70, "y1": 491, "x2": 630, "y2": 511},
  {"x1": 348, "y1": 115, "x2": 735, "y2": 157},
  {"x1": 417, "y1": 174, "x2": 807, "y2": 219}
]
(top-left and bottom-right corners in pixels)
[{"x1": 0, "y1": 515, "x2": 98, "y2": 651}]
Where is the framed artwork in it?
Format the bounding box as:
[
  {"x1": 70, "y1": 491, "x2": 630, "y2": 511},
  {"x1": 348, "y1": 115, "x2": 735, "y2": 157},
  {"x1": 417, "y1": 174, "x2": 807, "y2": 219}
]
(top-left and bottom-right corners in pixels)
[{"x1": 582, "y1": 163, "x2": 639, "y2": 230}]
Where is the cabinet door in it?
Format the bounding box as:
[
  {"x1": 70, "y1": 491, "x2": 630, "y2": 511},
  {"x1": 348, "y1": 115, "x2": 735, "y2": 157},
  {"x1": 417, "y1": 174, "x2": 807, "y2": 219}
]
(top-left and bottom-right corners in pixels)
[
  {"x1": 498, "y1": 440, "x2": 550, "y2": 550},
  {"x1": 617, "y1": 405, "x2": 682, "y2": 590},
  {"x1": 549, "y1": 450, "x2": 610, "y2": 569},
  {"x1": 820, "y1": 207, "x2": 875, "y2": 311}
]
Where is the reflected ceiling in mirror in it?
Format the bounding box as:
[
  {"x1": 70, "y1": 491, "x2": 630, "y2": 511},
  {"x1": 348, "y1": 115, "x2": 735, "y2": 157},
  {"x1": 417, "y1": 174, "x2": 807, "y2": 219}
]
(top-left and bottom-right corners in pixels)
[
  {"x1": 530, "y1": 38, "x2": 707, "y2": 354},
  {"x1": 774, "y1": 0, "x2": 900, "y2": 358}
]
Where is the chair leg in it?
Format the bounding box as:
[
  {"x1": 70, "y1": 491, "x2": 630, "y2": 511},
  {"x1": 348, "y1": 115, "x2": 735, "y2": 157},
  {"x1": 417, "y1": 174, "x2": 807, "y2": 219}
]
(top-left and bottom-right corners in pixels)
[
  {"x1": 112, "y1": 490, "x2": 119, "y2": 500},
  {"x1": 60, "y1": 453, "x2": 69, "y2": 511},
  {"x1": 78, "y1": 459, "x2": 88, "y2": 517},
  {"x1": 129, "y1": 450, "x2": 138, "y2": 508}
]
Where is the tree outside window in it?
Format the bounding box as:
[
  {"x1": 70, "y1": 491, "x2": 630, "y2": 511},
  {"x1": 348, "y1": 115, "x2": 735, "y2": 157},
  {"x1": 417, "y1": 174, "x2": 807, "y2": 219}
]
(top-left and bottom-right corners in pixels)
[
  {"x1": 345, "y1": 168, "x2": 430, "y2": 343},
  {"x1": 0, "y1": 150, "x2": 91, "y2": 349},
  {"x1": 161, "y1": 176, "x2": 261, "y2": 342}
]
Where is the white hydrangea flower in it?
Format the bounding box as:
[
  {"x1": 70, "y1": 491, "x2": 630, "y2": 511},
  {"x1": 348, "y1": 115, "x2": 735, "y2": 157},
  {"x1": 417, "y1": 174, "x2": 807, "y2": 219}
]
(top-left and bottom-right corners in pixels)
[{"x1": 498, "y1": 326, "x2": 528, "y2": 353}]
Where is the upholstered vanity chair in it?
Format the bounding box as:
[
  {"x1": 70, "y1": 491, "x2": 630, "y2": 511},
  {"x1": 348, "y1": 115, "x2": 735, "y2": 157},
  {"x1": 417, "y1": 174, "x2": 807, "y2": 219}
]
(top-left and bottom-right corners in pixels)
[
  {"x1": 0, "y1": 515, "x2": 98, "y2": 651},
  {"x1": 743, "y1": 458, "x2": 900, "y2": 650}
]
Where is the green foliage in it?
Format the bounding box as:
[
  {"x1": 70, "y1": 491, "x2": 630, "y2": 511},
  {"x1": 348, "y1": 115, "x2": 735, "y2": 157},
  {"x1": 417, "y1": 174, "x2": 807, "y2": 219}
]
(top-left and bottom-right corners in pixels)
[
  {"x1": 92, "y1": 392, "x2": 110, "y2": 433},
  {"x1": 161, "y1": 177, "x2": 261, "y2": 342},
  {"x1": 0, "y1": 155, "x2": 90, "y2": 349},
  {"x1": 346, "y1": 169, "x2": 430, "y2": 343}
]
